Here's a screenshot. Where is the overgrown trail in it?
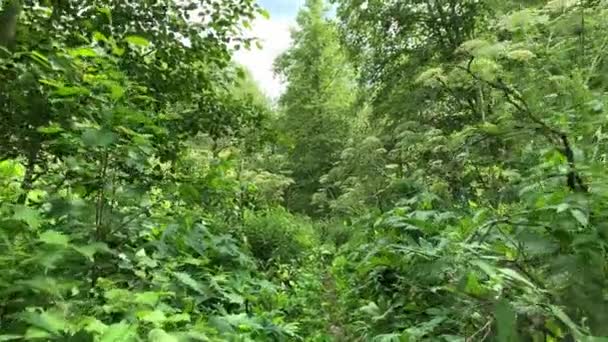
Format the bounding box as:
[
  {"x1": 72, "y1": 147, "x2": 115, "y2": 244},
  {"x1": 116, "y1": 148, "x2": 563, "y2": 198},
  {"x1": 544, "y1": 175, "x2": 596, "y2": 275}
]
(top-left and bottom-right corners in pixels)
[{"x1": 322, "y1": 270, "x2": 346, "y2": 341}]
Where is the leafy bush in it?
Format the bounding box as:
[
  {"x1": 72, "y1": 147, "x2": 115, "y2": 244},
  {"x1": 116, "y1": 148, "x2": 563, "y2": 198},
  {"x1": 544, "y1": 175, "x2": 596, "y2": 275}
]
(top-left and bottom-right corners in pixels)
[
  {"x1": 242, "y1": 209, "x2": 316, "y2": 266},
  {"x1": 318, "y1": 219, "x2": 352, "y2": 248}
]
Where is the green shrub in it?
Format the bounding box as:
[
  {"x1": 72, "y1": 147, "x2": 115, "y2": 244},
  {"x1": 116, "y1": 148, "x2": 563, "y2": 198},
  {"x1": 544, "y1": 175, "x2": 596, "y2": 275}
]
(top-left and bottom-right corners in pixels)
[
  {"x1": 242, "y1": 208, "x2": 315, "y2": 266},
  {"x1": 318, "y1": 220, "x2": 352, "y2": 247}
]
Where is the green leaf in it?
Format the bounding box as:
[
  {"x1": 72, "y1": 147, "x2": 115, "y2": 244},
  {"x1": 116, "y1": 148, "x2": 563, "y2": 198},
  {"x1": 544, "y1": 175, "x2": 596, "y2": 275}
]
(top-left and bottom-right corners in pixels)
[
  {"x1": 173, "y1": 272, "x2": 208, "y2": 296},
  {"x1": 259, "y1": 8, "x2": 271, "y2": 19},
  {"x1": 506, "y1": 49, "x2": 536, "y2": 62},
  {"x1": 495, "y1": 300, "x2": 518, "y2": 342},
  {"x1": 223, "y1": 292, "x2": 245, "y2": 305},
  {"x1": 497, "y1": 268, "x2": 537, "y2": 289},
  {"x1": 359, "y1": 302, "x2": 380, "y2": 316},
  {"x1": 166, "y1": 313, "x2": 190, "y2": 323},
  {"x1": 39, "y1": 230, "x2": 70, "y2": 247},
  {"x1": 99, "y1": 80, "x2": 125, "y2": 99},
  {"x1": 0, "y1": 160, "x2": 25, "y2": 178},
  {"x1": 138, "y1": 310, "x2": 167, "y2": 325},
  {"x1": 19, "y1": 310, "x2": 68, "y2": 335},
  {"x1": 93, "y1": 31, "x2": 108, "y2": 42},
  {"x1": 69, "y1": 47, "x2": 98, "y2": 57},
  {"x1": 0, "y1": 335, "x2": 23, "y2": 341},
  {"x1": 134, "y1": 291, "x2": 162, "y2": 306},
  {"x1": 550, "y1": 305, "x2": 583, "y2": 337},
  {"x1": 112, "y1": 44, "x2": 125, "y2": 56},
  {"x1": 54, "y1": 86, "x2": 90, "y2": 97},
  {"x1": 97, "y1": 7, "x2": 112, "y2": 23},
  {"x1": 37, "y1": 123, "x2": 64, "y2": 134},
  {"x1": 18, "y1": 277, "x2": 63, "y2": 297},
  {"x1": 39, "y1": 78, "x2": 64, "y2": 88},
  {"x1": 99, "y1": 323, "x2": 137, "y2": 342},
  {"x1": 79, "y1": 317, "x2": 108, "y2": 334},
  {"x1": 29, "y1": 51, "x2": 51, "y2": 68},
  {"x1": 124, "y1": 35, "x2": 150, "y2": 47},
  {"x1": 148, "y1": 329, "x2": 179, "y2": 342},
  {"x1": 479, "y1": 122, "x2": 500, "y2": 135},
  {"x1": 464, "y1": 272, "x2": 485, "y2": 296},
  {"x1": 137, "y1": 310, "x2": 167, "y2": 326},
  {"x1": 73, "y1": 242, "x2": 111, "y2": 260},
  {"x1": 471, "y1": 260, "x2": 497, "y2": 277},
  {"x1": 13, "y1": 205, "x2": 41, "y2": 229},
  {"x1": 24, "y1": 328, "x2": 52, "y2": 339},
  {"x1": 81, "y1": 129, "x2": 116, "y2": 147},
  {"x1": 571, "y1": 209, "x2": 588, "y2": 226}
]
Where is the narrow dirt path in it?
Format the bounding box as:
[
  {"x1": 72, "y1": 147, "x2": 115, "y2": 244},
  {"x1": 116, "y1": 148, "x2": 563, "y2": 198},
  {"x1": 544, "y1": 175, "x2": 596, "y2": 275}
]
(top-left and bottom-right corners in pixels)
[{"x1": 322, "y1": 270, "x2": 347, "y2": 341}]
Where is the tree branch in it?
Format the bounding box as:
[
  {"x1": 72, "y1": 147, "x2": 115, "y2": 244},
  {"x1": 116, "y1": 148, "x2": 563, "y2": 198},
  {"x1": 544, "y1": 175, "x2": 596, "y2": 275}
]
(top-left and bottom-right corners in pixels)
[{"x1": 456, "y1": 57, "x2": 588, "y2": 192}]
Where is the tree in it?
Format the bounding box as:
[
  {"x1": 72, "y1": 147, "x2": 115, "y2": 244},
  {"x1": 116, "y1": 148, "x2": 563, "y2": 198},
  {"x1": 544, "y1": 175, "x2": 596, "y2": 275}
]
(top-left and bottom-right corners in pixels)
[{"x1": 275, "y1": 0, "x2": 356, "y2": 214}]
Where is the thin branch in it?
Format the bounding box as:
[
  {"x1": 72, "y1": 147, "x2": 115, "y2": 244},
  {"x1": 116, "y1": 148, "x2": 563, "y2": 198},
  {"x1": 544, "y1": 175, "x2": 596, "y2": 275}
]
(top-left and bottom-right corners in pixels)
[
  {"x1": 456, "y1": 57, "x2": 588, "y2": 192},
  {"x1": 467, "y1": 319, "x2": 493, "y2": 342}
]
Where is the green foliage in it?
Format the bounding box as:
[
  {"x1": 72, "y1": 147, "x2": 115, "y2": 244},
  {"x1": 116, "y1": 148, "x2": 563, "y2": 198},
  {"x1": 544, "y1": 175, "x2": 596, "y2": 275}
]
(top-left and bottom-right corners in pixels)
[
  {"x1": 0, "y1": 0, "x2": 304, "y2": 340},
  {"x1": 242, "y1": 209, "x2": 316, "y2": 267},
  {"x1": 3, "y1": 0, "x2": 608, "y2": 340},
  {"x1": 275, "y1": 0, "x2": 357, "y2": 215}
]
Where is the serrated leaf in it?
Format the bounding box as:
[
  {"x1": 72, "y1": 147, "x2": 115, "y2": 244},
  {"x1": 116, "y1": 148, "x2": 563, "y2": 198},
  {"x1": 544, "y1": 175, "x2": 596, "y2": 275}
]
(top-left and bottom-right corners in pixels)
[
  {"x1": 99, "y1": 80, "x2": 125, "y2": 99},
  {"x1": 125, "y1": 35, "x2": 150, "y2": 47},
  {"x1": 134, "y1": 291, "x2": 161, "y2": 306},
  {"x1": 79, "y1": 317, "x2": 108, "y2": 334},
  {"x1": 359, "y1": 302, "x2": 380, "y2": 316},
  {"x1": 148, "y1": 329, "x2": 179, "y2": 342},
  {"x1": 166, "y1": 313, "x2": 190, "y2": 323},
  {"x1": 173, "y1": 272, "x2": 208, "y2": 296},
  {"x1": 138, "y1": 310, "x2": 167, "y2": 325},
  {"x1": 17, "y1": 277, "x2": 62, "y2": 297},
  {"x1": 223, "y1": 292, "x2": 245, "y2": 304},
  {"x1": 0, "y1": 160, "x2": 25, "y2": 178},
  {"x1": 99, "y1": 322, "x2": 137, "y2": 342},
  {"x1": 19, "y1": 310, "x2": 68, "y2": 335},
  {"x1": 39, "y1": 230, "x2": 70, "y2": 247},
  {"x1": 506, "y1": 49, "x2": 536, "y2": 62},
  {"x1": 13, "y1": 205, "x2": 41, "y2": 229}
]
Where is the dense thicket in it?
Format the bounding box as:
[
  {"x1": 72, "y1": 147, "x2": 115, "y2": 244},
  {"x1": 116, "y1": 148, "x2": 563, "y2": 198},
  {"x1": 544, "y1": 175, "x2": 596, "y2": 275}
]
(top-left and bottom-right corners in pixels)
[{"x1": 2, "y1": 0, "x2": 608, "y2": 341}]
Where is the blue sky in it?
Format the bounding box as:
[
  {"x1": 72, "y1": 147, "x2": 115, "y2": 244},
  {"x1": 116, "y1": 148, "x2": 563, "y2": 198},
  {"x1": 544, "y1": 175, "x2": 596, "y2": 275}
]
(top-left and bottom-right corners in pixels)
[
  {"x1": 233, "y1": 1, "x2": 306, "y2": 99},
  {"x1": 257, "y1": 0, "x2": 304, "y2": 18}
]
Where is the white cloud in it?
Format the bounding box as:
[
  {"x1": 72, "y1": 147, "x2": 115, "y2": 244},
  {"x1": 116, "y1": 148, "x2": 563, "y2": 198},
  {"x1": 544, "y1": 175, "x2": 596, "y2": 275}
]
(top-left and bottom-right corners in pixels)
[{"x1": 234, "y1": 17, "x2": 293, "y2": 100}]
